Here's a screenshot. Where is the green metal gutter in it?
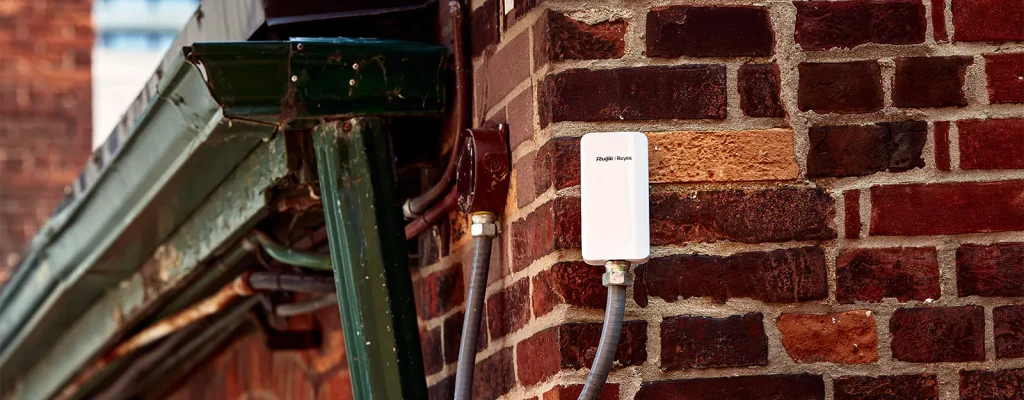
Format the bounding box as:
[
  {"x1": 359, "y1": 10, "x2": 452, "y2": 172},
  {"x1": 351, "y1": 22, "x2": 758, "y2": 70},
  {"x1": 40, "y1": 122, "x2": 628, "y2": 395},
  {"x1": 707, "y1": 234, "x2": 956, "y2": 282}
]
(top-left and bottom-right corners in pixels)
[{"x1": 0, "y1": 37, "x2": 448, "y2": 399}]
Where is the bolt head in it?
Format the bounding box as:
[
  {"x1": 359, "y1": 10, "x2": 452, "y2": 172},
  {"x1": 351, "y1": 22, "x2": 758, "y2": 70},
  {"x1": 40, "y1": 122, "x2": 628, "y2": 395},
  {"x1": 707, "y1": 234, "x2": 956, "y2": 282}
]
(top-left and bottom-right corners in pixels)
[
  {"x1": 603, "y1": 270, "x2": 633, "y2": 286},
  {"x1": 296, "y1": 43, "x2": 303, "y2": 50},
  {"x1": 471, "y1": 223, "x2": 498, "y2": 237},
  {"x1": 290, "y1": 75, "x2": 298, "y2": 82}
]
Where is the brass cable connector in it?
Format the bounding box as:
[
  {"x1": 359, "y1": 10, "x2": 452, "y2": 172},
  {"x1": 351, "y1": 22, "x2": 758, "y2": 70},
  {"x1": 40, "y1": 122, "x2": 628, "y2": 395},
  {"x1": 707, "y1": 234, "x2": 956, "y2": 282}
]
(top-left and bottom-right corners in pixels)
[{"x1": 602, "y1": 260, "x2": 633, "y2": 287}]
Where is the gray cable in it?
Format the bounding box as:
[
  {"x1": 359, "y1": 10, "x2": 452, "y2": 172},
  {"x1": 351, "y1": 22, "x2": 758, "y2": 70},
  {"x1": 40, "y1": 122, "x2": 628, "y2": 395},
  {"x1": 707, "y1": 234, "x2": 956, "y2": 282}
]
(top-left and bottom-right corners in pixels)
[
  {"x1": 453, "y1": 236, "x2": 493, "y2": 400},
  {"x1": 274, "y1": 295, "x2": 337, "y2": 317},
  {"x1": 578, "y1": 285, "x2": 627, "y2": 400}
]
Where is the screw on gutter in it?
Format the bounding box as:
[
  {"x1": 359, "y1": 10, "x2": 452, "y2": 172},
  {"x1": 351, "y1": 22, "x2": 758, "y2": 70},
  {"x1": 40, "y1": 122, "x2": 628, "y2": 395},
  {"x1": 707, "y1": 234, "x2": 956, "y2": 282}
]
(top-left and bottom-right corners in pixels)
[
  {"x1": 343, "y1": 122, "x2": 352, "y2": 132},
  {"x1": 291, "y1": 75, "x2": 298, "y2": 82},
  {"x1": 296, "y1": 43, "x2": 303, "y2": 50},
  {"x1": 349, "y1": 79, "x2": 356, "y2": 86},
  {"x1": 352, "y1": 63, "x2": 360, "y2": 71}
]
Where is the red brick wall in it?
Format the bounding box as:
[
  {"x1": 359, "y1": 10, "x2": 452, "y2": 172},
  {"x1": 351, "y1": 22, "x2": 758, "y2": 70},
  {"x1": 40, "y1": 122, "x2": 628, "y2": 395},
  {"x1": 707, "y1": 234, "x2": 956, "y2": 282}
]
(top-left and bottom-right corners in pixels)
[
  {"x1": 414, "y1": 0, "x2": 1024, "y2": 399},
  {"x1": 0, "y1": 0, "x2": 94, "y2": 281}
]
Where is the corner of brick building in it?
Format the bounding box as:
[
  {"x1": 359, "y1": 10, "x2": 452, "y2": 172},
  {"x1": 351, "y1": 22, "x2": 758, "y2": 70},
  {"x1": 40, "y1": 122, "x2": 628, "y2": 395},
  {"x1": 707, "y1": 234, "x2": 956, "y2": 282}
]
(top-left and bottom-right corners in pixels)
[
  {"x1": 0, "y1": 0, "x2": 95, "y2": 281},
  {"x1": 414, "y1": 0, "x2": 1024, "y2": 399}
]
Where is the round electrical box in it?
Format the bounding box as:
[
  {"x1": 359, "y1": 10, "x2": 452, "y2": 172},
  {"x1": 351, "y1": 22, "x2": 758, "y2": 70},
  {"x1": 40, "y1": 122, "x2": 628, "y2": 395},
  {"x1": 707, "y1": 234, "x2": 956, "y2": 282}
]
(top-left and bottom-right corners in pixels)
[{"x1": 455, "y1": 125, "x2": 510, "y2": 213}]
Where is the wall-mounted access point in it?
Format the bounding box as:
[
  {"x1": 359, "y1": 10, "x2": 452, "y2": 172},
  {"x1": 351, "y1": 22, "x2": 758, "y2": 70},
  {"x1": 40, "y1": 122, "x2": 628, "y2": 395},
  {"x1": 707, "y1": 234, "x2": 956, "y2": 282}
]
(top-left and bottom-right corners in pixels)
[{"x1": 580, "y1": 131, "x2": 650, "y2": 266}]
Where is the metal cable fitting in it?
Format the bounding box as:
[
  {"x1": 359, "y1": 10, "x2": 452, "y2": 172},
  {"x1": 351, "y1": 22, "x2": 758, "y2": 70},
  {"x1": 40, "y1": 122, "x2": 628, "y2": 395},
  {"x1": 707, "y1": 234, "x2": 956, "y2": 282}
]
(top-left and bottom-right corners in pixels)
[
  {"x1": 470, "y1": 212, "x2": 498, "y2": 237},
  {"x1": 602, "y1": 260, "x2": 633, "y2": 287}
]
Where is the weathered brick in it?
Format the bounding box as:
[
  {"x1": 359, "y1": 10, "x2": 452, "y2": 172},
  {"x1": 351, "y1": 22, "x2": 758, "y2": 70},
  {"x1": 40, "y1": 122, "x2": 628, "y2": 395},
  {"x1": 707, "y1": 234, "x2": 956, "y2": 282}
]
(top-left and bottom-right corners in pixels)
[
  {"x1": 794, "y1": 0, "x2": 926, "y2": 50},
  {"x1": 540, "y1": 66, "x2": 726, "y2": 126},
  {"x1": 807, "y1": 121, "x2": 927, "y2": 177},
  {"x1": 952, "y1": 0, "x2": 1024, "y2": 42},
  {"x1": 486, "y1": 278, "x2": 531, "y2": 340},
  {"x1": 960, "y1": 368, "x2": 1024, "y2": 400},
  {"x1": 635, "y1": 247, "x2": 828, "y2": 306},
  {"x1": 892, "y1": 56, "x2": 972, "y2": 108},
  {"x1": 985, "y1": 53, "x2": 1024, "y2": 104},
  {"x1": 503, "y1": 0, "x2": 540, "y2": 29},
  {"x1": 836, "y1": 247, "x2": 941, "y2": 303},
  {"x1": 647, "y1": 129, "x2": 798, "y2": 183},
  {"x1": 516, "y1": 322, "x2": 647, "y2": 387},
  {"x1": 934, "y1": 121, "x2": 951, "y2": 171},
  {"x1": 510, "y1": 197, "x2": 581, "y2": 271},
  {"x1": 635, "y1": 374, "x2": 825, "y2": 400},
  {"x1": 428, "y1": 376, "x2": 455, "y2": 400},
  {"x1": 650, "y1": 188, "x2": 836, "y2": 246},
  {"x1": 534, "y1": 10, "x2": 626, "y2": 67},
  {"x1": 421, "y1": 327, "x2": 443, "y2": 375},
  {"x1": 507, "y1": 87, "x2": 534, "y2": 152},
  {"x1": 418, "y1": 264, "x2": 465, "y2": 319},
  {"x1": 544, "y1": 384, "x2": 619, "y2": 400},
  {"x1": 661, "y1": 313, "x2": 768, "y2": 370},
  {"x1": 778, "y1": 310, "x2": 878, "y2": 364},
  {"x1": 738, "y1": 63, "x2": 786, "y2": 118},
  {"x1": 845, "y1": 190, "x2": 862, "y2": 239},
  {"x1": 472, "y1": 347, "x2": 515, "y2": 400},
  {"x1": 470, "y1": 0, "x2": 499, "y2": 58},
  {"x1": 515, "y1": 150, "x2": 540, "y2": 208},
  {"x1": 478, "y1": 33, "x2": 531, "y2": 114},
  {"x1": 834, "y1": 374, "x2": 939, "y2": 400},
  {"x1": 646, "y1": 6, "x2": 774, "y2": 57},
  {"x1": 890, "y1": 306, "x2": 985, "y2": 363},
  {"x1": 442, "y1": 311, "x2": 487, "y2": 364},
  {"x1": 532, "y1": 261, "x2": 606, "y2": 317},
  {"x1": 958, "y1": 119, "x2": 1024, "y2": 170},
  {"x1": 957, "y1": 242, "x2": 1024, "y2": 297},
  {"x1": 536, "y1": 137, "x2": 581, "y2": 192},
  {"x1": 799, "y1": 61, "x2": 883, "y2": 114},
  {"x1": 995, "y1": 305, "x2": 1024, "y2": 359},
  {"x1": 931, "y1": 0, "x2": 949, "y2": 42},
  {"x1": 870, "y1": 181, "x2": 1024, "y2": 235}
]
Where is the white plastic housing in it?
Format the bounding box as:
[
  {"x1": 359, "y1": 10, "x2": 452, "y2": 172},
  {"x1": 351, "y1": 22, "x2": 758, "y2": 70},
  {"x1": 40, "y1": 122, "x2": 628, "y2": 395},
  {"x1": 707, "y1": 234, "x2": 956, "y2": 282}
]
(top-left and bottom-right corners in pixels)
[{"x1": 580, "y1": 131, "x2": 650, "y2": 266}]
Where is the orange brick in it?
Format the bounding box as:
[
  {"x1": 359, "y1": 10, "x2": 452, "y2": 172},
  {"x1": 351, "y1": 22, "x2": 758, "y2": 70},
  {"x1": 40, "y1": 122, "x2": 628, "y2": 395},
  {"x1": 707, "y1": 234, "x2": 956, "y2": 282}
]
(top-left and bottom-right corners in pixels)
[
  {"x1": 777, "y1": 310, "x2": 879, "y2": 364},
  {"x1": 646, "y1": 129, "x2": 799, "y2": 183}
]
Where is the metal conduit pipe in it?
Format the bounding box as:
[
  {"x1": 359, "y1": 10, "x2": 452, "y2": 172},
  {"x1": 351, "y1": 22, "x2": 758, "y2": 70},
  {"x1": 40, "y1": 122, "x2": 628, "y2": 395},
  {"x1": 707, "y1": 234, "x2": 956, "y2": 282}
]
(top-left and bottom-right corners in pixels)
[
  {"x1": 275, "y1": 295, "x2": 337, "y2": 317},
  {"x1": 578, "y1": 261, "x2": 633, "y2": 400},
  {"x1": 454, "y1": 212, "x2": 498, "y2": 400},
  {"x1": 254, "y1": 231, "x2": 333, "y2": 271},
  {"x1": 401, "y1": 0, "x2": 469, "y2": 220}
]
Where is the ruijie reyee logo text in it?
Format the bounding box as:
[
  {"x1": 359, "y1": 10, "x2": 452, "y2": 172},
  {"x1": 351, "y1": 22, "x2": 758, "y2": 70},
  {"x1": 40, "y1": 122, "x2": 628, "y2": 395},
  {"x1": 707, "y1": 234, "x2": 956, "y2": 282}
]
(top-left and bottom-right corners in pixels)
[{"x1": 596, "y1": 156, "x2": 633, "y2": 162}]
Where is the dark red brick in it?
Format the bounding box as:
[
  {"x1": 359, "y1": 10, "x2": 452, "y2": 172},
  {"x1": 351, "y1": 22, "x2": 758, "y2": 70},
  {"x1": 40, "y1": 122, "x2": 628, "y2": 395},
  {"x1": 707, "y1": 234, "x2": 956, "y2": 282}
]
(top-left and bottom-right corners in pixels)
[
  {"x1": 539, "y1": 66, "x2": 726, "y2": 126},
  {"x1": 960, "y1": 368, "x2": 1024, "y2": 400},
  {"x1": 472, "y1": 347, "x2": 515, "y2": 400},
  {"x1": 418, "y1": 264, "x2": 465, "y2": 319},
  {"x1": 807, "y1": 121, "x2": 927, "y2": 177},
  {"x1": 515, "y1": 150, "x2": 541, "y2": 208},
  {"x1": 516, "y1": 322, "x2": 647, "y2": 387},
  {"x1": 650, "y1": 188, "x2": 836, "y2": 246},
  {"x1": 421, "y1": 327, "x2": 443, "y2": 375},
  {"x1": 470, "y1": 0, "x2": 499, "y2": 58},
  {"x1": 834, "y1": 374, "x2": 939, "y2": 400},
  {"x1": 661, "y1": 313, "x2": 768, "y2": 370},
  {"x1": 535, "y1": 137, "x2": 581, "y2": 193},
  {"x1": 952, "y1": 0, "x2": 1024, "y2": 42},
  {"x1": 544, "y1": 384, "x2": 619, "y2": 400},
  {"x1": 845, "y1": 190, "x2": 862, "y2": 239},
  {"x1": 956, "y1": 242, "x2": 1024, "y2": 297},
  {"x1": 486, "y1": 278, "x2": 531, "y2": 340},
  {"x1": 634, "y1": 247, "x2": 828, "y2": 306},
  {"x1": 985, "y1": 53, "x2": 1024, "y2": 104},
  {"x1": 503, "y1": 0, "x2": 540, "y2": 29},
  {"x1": 532, "y1": 261, "x2": 606, "y2": 317},
  {"x1": 478, "y1": 33, "x2": 531, "y2": 114},
  {"x1": 799, "y1": 61, "x2": 883, "y2": 114},
  {"x1": 931, "y1": 0, "x2": 949, "y2": 42},
  {"x1": 510, "y1": 197, "x2": 581, "y2": 271},
  {"x1": 893, "y1": 56, "x2": 972, "y2": 108},
  {"x1": 836, "y1": 247, "x2": 941, "y2": 303},
  {"x1": 794, "y1": 0, "x2": 926, "y2": 50},
  {"x1": 890, "y1": 306, "x2": 985, "y2": 363},
  {"x1": 534, "y1": 10, "x2": 626, "y2": 67},
  {"x1": 995, "y1": 305, "x2": 1024, "y2": 359},
  {"x1": 646, "y1": 6, "x2": 774, "y2": 57},
  {"x1": 738, "y1": 63, "x2": 785, "y2": 118},
  {"x1": 958, "y1": 119, "x2": 1024, "y2": 170},
  {"x1": 635, "y1": 374, "x2": 825, "y2": 400},
  {"x1": 428, "y1": 376, "x2": 455, "y2": 400},
  {"x1": 870, "y1": 181, "x2": 1024, "y2": 235},
  {"x1": 934, "y1": 121, "x2": 951, "y2": 171},
  {"x1": 442, "y1": 311, "x2": 487, "y2": 364},
  {"x1": 507, "y1": 87, "x2": 534, "y2": 152}
]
